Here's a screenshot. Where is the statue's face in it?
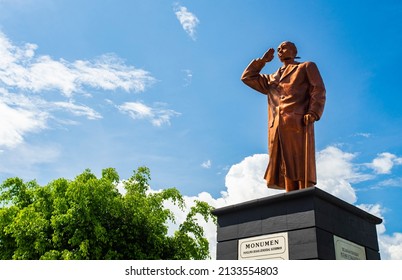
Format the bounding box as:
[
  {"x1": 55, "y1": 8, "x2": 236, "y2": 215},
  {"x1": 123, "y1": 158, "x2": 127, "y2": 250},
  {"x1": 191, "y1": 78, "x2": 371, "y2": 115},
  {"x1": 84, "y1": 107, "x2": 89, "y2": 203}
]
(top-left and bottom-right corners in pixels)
[{"x1": 277, "y1": 42, "x2": 296, "y2": 62}]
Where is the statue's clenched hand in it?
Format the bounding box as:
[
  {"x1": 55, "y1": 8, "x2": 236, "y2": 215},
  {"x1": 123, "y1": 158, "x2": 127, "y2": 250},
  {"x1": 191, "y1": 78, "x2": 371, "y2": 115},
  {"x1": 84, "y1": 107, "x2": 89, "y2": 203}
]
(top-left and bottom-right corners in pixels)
[{"x1": 304, "y1": 114, "x2": 316, "y2": 125}]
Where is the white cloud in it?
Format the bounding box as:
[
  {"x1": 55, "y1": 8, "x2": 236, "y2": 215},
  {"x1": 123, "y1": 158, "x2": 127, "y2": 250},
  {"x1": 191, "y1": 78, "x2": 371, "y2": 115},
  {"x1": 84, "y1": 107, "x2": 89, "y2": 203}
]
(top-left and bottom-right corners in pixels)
[
  {"x1": 379, "y1": 232, "x2": 402, "y2": 260},
  {"x1": 72, "y1": 55, "x2": 155, "y2": 94},
  {"x1": 315, "y1": 146, "x2": 369, "y2": 203},
  {"x1": 174, "y1": 4, "x2": 200, "y2": 40},
  {"x1": 119, "y1": 102, "x2": 152, "y2": 119},
  {"x1": 52, "y1": 101, "x2": 102, "y2": 120},
  {"x1": 201, "y1": 160, "x2": 212, "y2": 169},
  {"x1": 0, "y1": 92, "x2": 49, "y2": 148},
  {"x1": 367, "y1": 152, "x2": 402, "y2": 174},
  {"x1": 27, "y1": 56, "x2": 78, "y2": 95},
  {"x1": 0, "y1": 32, "x2": 156, "y2": 97},
  {"x1": 219, "y1": 154, "x2": 282, "y2": 205},
  {"x1": 118, "y1": 101, "x2": 180, "y2": 127}
]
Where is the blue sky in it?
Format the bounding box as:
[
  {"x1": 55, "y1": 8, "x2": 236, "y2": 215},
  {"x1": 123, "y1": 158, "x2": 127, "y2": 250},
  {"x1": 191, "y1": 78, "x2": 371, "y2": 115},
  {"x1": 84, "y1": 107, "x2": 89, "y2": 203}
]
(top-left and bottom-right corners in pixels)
[{"x1": 1, "y1": 0, "x2": 402, "y2": 259}]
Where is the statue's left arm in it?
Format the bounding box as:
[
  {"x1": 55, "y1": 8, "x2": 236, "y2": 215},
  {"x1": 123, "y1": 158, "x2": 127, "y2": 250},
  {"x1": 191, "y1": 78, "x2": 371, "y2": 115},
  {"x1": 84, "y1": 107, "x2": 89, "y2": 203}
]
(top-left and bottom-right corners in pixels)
[{"x1": 305, "y1": 62, "x2": 326, "y2": 121}]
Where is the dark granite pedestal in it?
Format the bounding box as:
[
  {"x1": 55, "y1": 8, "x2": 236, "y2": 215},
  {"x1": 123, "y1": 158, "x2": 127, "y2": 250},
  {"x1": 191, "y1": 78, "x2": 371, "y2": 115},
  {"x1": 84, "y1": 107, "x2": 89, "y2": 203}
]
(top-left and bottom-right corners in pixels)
[{"x1": 212, "y1": 187, "x2": 382, "y2": 260}]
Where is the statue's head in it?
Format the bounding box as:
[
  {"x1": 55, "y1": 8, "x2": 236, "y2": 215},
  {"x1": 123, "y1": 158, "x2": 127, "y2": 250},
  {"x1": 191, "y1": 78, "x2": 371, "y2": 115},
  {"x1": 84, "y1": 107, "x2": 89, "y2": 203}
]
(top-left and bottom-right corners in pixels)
[{"x1": 277, "y1": 41, "x2": 299, "y2": 62}]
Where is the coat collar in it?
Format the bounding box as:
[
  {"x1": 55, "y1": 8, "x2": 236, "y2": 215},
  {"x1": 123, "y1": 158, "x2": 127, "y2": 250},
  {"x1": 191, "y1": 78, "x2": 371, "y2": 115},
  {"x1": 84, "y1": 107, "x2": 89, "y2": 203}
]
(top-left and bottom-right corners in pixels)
[{"x1": 279, "y1": 63, "x2": 299, "y2": 82}]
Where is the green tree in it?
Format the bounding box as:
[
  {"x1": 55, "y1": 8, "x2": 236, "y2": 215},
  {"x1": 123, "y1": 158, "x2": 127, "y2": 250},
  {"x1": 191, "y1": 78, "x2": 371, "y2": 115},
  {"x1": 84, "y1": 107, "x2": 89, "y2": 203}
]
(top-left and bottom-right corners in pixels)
[{"x1": 0, "y1": 167, "x2": 216, "y2": 260}]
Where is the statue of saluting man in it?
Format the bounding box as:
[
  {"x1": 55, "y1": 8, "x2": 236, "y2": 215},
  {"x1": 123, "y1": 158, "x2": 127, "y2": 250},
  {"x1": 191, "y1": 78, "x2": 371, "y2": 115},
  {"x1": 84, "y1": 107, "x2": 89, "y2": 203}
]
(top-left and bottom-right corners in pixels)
[{"x1": 241, "y1": 41, "x2": 326, "y2": 192}]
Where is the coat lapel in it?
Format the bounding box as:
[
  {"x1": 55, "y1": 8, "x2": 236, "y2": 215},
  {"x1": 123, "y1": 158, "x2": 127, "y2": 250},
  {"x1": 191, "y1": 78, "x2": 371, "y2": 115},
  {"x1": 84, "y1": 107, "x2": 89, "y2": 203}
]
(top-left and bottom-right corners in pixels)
[
  {"x1": 279, "y1": 63, "x2": 299, "y2": 82},
  {"x1": 270, "y1": 69, "x2": 281, "y2": 84}
]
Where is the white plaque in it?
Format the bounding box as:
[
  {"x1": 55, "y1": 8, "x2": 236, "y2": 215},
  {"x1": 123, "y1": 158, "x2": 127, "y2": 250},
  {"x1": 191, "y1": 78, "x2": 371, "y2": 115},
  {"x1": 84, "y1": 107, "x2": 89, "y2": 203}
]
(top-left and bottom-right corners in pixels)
[
  {"x1": 238, "y1": 232, "x2": 289, "y2": 260},
  {"x1": 334, "y1": 235, "x2": 366, "y2": 260}
]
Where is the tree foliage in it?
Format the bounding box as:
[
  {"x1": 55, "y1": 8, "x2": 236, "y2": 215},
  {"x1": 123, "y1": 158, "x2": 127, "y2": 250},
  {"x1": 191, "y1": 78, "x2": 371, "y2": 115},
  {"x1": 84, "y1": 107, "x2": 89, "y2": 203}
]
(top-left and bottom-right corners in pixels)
[{"x1": 0, "y1": 167, "x2": 216, "y2": 260}]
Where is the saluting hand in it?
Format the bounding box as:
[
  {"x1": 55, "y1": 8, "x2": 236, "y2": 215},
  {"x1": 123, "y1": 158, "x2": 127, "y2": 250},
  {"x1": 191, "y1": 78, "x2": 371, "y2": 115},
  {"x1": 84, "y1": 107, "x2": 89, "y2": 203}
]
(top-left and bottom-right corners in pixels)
[
  {"x1": 260, "y1": 48, "x2": 275, "y2": 63},
  {"x1": 257, "y1": 48, "x2": 275, "y2": 63}
]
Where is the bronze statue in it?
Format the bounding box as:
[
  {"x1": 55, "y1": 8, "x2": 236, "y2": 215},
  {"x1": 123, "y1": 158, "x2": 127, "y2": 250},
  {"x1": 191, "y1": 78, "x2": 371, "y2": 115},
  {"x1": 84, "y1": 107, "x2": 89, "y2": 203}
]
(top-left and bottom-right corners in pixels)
[{"x1": 241, "y1": 41, "x2": 326, "y2": 192}]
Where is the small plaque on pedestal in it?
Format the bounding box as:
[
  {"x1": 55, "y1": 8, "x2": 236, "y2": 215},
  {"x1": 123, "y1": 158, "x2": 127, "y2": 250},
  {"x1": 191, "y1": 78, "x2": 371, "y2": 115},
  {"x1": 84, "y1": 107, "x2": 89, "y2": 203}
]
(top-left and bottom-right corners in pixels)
[
  {"x1": 334, "y1": 235, "x2": 366, "y2": 260},
  {"x1": 238, "y1": 232, "x2": 289, "y2": 260}
]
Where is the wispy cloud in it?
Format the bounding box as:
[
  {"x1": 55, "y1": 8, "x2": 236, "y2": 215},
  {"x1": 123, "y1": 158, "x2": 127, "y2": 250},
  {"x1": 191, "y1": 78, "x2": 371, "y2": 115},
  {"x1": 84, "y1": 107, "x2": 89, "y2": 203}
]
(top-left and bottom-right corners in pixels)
[
  {"x1": 0, "y1": 32, "x2": 155, "y2": 97},
  {"x1": 72, "y1": 55, "x2": 155, "y2": 94},
  {"x1": 0, "y1": 31, "x2": 157, "y2": 149},
  {"x1": 201, "y1": 160, "x2": 212, "y2": 169},
  {"x1": 0, "y1": 92, "x2": 48, "y2": 148},
  {"x1": 376, "y1": 178, "x2": 402, "y2": 188},
  {"x1": 173, "y1": 4, "x2": 200, "y2": 40},
  {"x1": 353, "y1": 132, "x2": 371, "y2": 138},
  {"x1": 182, "y1": 69, "x2": 193, "y2": 87},
  {"x1": 51, "y1": 101, "x2": 102, "y2": 120},
  {"x1": 118, "y1": 102, "x2": 180, "y2": 127}
]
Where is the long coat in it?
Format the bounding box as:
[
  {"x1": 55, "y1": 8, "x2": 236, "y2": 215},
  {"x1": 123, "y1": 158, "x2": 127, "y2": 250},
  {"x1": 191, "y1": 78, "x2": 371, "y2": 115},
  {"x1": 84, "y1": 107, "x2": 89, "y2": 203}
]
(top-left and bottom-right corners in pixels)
[{"x1": 241, "y1": 59, "x2": 326, "y2": 189}]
